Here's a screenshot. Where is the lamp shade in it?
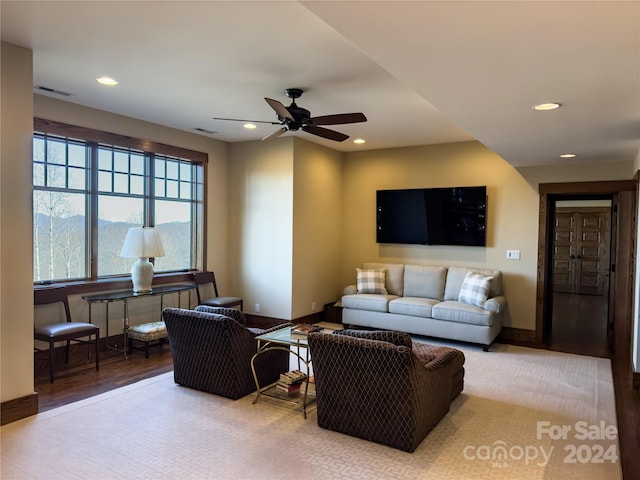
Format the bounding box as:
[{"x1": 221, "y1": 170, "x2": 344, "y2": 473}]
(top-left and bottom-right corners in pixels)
[
  {"x1": 120, "y1": 227, "x2": 165, "y2": 259},
  {"x1": 120, "y1": 227, "x2": 165, "y2": 293}
]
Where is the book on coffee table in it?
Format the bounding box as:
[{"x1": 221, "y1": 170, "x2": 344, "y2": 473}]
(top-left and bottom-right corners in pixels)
[
  {"x1": 291, "y1": 324, "x2": 322, "y2": 339},
  {"x1": 312, "y1": 322, "x2": 344, "y2": 334}
]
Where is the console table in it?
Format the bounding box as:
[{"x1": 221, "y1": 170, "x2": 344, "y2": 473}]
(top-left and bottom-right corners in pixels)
[{"x1": 82, "y1": 284, "x2": 195, "y2": 357}]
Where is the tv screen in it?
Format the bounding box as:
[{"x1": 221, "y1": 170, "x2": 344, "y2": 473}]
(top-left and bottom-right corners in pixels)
[
  {"x1": 376, "y1": 189, "x2": 428, "y2": 244},
  {"x1": 376, "y1": 186, "x2": 487, "y2": 246}
]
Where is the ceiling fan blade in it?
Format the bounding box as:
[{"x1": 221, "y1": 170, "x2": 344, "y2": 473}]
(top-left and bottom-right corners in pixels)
[
  {"x1": 264, "y1": 98, "x2": 295, "y2": 122},
  {"x1": 303, "y1": 125, "x2": 349, "y2": 142},
  {"x1": 213, "y1": 117, "x2": 280, "y2": 125},
  {"x1": 307, "y1": 113, "x2": 367, "y2": 126},
  {"x1": 261, "y1": 128, "x2": 287, "y2": 141}
]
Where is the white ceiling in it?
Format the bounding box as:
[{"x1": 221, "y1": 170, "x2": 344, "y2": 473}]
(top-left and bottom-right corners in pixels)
[{"x1": 2, "y1": 1, "x2": 638, "y2": 167}]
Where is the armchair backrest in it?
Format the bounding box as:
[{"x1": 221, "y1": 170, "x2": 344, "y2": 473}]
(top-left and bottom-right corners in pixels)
[
  {"x1": 163, "y1": 307, "x2": 254, "y2": 357},
  {"x1": 162, "y1": 307, "x2": 288, "y2": 399},
  {"x1": 308, "y1": 332, "x2": 415, "y2": 395},
  {"x1": 307, "y1": 330, "x2": 455, "y2": 452},
  {"x1": 162, "y1": 307, "x2": 257, "y2": 399}
]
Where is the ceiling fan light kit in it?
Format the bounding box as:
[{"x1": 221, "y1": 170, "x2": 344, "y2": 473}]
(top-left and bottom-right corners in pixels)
[{"x1": 214, "y1": 88, "x2": 367, "y2": 142}]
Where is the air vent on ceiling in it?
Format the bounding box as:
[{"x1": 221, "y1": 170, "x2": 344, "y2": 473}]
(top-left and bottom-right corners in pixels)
[
  {"x1": 34, "y1": 85, "x2": 72, "y2": 97},
  {"x1": 194, "y1": 127, "x2": 217, "y2": 134}
]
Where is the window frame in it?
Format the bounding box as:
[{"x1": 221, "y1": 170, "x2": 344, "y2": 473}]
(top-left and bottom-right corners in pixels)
[{"x1": 33, "y1": 118, "x2": 208, "y2": 286}]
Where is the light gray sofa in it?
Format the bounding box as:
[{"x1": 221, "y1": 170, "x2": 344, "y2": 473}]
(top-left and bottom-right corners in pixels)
[{"x1": 341, "y1": 263, "x2": 507, "y2": 351}]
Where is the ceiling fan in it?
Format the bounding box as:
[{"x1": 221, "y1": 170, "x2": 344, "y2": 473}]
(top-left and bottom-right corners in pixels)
[{"x1": 213, "y1": 88, "x2": 367, "y2": 142}]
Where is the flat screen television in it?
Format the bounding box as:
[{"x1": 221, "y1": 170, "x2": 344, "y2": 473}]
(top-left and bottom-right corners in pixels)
[{"x1": 376, "y1": 186, "x2": 487, "y2": 246}]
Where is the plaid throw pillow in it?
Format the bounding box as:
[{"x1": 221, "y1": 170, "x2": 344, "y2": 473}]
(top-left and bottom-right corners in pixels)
[
  {"x1": 458, "y1": 272, "x2": 493, "y2": 307},
  {"x1": 356, "y1": 268, "x2": 388, "y2": 294}
]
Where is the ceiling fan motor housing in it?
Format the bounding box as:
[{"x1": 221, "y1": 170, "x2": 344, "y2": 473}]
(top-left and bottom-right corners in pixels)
[{"x1": 283, "y1": 105, "x2": 311, "y2": 130}]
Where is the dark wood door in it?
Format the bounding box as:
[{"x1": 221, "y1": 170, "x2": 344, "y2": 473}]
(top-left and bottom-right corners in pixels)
[{"x1": 553, "y1": 207, "x2": 611, "y2": 295}]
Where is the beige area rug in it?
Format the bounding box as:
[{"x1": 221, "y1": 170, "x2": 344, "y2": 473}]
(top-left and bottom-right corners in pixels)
[{"x1": 1, "y1": 343, "x2": 620, "y2": 480}]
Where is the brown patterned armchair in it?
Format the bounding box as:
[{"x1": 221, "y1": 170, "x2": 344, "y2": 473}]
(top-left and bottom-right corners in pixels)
[
  {"x1": 162, "y1": 306, "x2": 289, "y2": 399},
  {"x1": 307, "y1": 330, "x2": 464, "y2": 452}
]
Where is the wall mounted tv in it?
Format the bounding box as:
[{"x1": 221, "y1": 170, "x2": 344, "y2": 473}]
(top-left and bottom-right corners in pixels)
[{"x1": 376, "y1": 186, "x2": 487, "y2": 246}]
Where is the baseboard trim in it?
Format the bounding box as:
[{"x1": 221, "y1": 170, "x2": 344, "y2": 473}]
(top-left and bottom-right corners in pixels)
[
  {"x1": 500, "y1": 327, "x2": 537, "y2": 345},
  {"x1": 1, "y1": 392, "x2": 38, "y2": 425}
]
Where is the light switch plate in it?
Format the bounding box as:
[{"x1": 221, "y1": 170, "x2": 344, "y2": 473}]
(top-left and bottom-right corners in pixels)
[{"x1": 506, "y1": 250, "x2": 521, "y2": 260}]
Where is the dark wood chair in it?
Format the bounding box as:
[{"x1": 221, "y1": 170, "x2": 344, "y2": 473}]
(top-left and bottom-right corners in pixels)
[
  {"x1": 34, "y1": 286, "x2": 99, "y2": 383},
  {"x1": 192, "y1": 271, "x2": 243, "y2": 311}
]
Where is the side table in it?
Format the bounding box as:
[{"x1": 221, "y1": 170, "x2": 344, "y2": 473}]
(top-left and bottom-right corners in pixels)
[
  {"x1": 324, "y1": 300, "x2": 343, "y2": 324},
  {"x1": 251, "y1": 326, "x2": 315, "y2": 418}
]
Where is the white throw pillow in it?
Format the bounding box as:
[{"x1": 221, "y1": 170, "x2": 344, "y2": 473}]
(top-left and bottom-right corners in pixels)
[
  {"x1": 356, "y1": 268, "x2": 388, "y2": 294},
  {"x1": 458, "y1": 272, "x2": 493, "y2": 307}
]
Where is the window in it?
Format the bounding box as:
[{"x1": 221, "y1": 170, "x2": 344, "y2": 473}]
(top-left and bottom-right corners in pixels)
[{"x1": 33, "y1": 119, "x2": 206, "y2": 283}]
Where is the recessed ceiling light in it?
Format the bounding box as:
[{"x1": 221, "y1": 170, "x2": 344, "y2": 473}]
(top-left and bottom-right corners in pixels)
[
  {"x1": 532, "y1": 102, "x2": 561, "y2": 111},
  {"x1": 243, "y1": 123, "x2": 257, "y2": 130},
  {"x1": 96, "y1": 76, "x2": 119, "y2": 86},
  {"x1": 560, "y1": 153, "x2": 576, "y2": 158},
  {"x1": 353, "y1": 138, "x2": 366, "y2": 144}
]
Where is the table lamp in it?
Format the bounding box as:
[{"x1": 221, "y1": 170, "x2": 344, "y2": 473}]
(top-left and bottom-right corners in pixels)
[{"x1": 120, "y1": 226, "x2": 165, "y2": 293}]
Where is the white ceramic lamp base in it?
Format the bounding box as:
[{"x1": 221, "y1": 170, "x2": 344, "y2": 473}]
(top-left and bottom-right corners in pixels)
[{"x1": 131, "y1": 257, "x2": 155, "y2": 293}]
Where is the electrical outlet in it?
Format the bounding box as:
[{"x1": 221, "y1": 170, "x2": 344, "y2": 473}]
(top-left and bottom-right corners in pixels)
[
  {"x1": 506, "y1": 250, "x2": 521, "y2": 260},
  {"x1": 255, "y1": 303, "x2": 260, "y2": 313},
  {"x1": 311, "y1": 302, "x2": 316, "y2": 311}
]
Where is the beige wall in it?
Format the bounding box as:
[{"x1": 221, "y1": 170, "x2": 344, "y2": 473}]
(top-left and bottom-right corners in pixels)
[
  {"x1": 1, "y1": 43, "x2": 35, "y2": 402},
  {"x1": 291, "y1": 138, "x2": 344, "y2": 318},
  {"x1": 229, "y1": 138, "x2": 295, "y2": 320},
  {"x1": 227, "y1": 137, "x2": 344, "y2": 321},
  {"x1": 341, "y1": 141, "x2": 635, "y2": 332}
]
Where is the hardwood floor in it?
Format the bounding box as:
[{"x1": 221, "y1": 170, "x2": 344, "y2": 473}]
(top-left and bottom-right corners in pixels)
[
  {"x1": 34, "y1": 328, "x2": 639, "y2": 479},
  {"x1": 34, "y1": 346, "x2": 174, "y2": 412},
  {"x1": 548, "y1": 292, "x2": 610, "y2": 358}
]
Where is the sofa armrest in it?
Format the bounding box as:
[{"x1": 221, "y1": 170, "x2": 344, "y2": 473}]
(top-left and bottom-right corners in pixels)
[
  {"x1": 483, "y1": 295, "x2": 507, "y2": 314},
  {"x1": 343, "y1": 284, "x2": 357, "y2": 295}
]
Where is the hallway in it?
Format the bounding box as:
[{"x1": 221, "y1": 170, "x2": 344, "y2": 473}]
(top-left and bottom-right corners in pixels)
[{"x1": 548, "y1": 292, "x2": 610, "y2": 358}]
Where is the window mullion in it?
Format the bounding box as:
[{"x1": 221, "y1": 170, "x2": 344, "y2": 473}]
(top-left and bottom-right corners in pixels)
[
  {"x1": 89, "y1": 142, "x2": 99, "y2": 280},
  {"x1": 146, "y1": 152, "x2": 154, "y2": 227}
]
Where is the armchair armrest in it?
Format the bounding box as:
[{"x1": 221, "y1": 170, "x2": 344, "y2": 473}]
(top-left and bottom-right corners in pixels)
[
  {"x1": 259, "y1": 323, "x2": 291, "y2": 335},
  {"x1": 334, "y1": 329, "x2": 413, "y2": 348},
  {"x1": 483, "y1": 295, "x2": 507, "y2": 314}
]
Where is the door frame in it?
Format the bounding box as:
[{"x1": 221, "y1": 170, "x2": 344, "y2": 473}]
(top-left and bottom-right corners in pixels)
[{"x1": 536, "y1": 180, "x2": 636, "y2": 352}]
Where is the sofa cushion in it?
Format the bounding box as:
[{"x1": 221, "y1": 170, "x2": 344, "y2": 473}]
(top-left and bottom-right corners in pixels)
[
  {"x1": 356, "y1": 268, "x2": 388, "y2": 294},
  {"x1": 403, "y1": 265, "x2": 447, "y2": 300},
  {"x1": 389, "y1": 297, "x2": 440, "y2": 317},
  {"x1": 458, "y1": 272, "x2": 493, "y2": 307},
  {"x1": 444, "y1": 267, "x2": 503, "y2": 300},
  {"x1": 342, "y1": 293, "x2": 398, "y2": 312},
  {"x1": 431, "y1": 301, "x2": 493, "y2": 326},
  {"x1": 364, "y1": 262, "x2": 405, "y2": 296}
]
